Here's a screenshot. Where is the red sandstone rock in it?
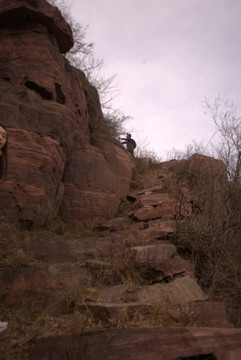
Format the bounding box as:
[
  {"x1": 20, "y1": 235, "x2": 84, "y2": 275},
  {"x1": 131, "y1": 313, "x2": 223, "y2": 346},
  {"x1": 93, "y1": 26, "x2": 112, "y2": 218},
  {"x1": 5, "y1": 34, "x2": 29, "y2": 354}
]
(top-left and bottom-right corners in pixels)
[
  {"x1": 141, "y1": 218, "x2": 175, "y2": 239},
  {"x1": 30, "y1": 327, "x2": 241, "y2": 360},
  {"x1": 130, "y1": 202, "x2": 176, "y2": 221},
  {"x1": 134, "y1": 192, "x2": 171, "y2": 207},
  {"x1": 0, "y1": 0, "x2": 73, "y2": 53},
  {"x1": 0, "y1": 0, "x2": 134, "y2": 225},
  {"x1": 153, "y1": 255, "x2": 187, "y2": 278}
]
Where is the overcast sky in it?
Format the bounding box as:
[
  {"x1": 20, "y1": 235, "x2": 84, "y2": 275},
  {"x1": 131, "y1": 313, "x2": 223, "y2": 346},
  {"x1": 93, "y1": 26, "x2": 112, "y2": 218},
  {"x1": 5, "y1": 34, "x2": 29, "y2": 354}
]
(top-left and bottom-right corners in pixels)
[{"x1": 68, "y1": 0, "x2": 241, "y2": 158}]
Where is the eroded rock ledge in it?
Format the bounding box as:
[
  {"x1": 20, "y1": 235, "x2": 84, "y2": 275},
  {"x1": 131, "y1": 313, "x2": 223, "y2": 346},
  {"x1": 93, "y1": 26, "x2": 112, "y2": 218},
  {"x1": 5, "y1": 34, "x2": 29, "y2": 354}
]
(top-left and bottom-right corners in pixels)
[{"x1": 0, "y1": 0, "x2": 134, "y2": 225}]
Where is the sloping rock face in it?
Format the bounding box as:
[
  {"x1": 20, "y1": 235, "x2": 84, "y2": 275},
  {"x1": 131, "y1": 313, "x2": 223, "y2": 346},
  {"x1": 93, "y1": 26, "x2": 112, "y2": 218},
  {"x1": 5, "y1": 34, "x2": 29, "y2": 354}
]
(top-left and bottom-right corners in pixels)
[{"x1": 0, "y1": 0, "x2": 134, "y2": 225}]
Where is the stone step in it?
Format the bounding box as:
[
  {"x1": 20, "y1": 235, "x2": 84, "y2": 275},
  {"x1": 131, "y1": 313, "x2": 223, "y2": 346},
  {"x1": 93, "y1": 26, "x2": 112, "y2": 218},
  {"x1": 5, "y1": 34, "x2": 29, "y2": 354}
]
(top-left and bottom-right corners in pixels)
[
  {"x1": 30, "y1": 327, "x2": 241, "y2": 360},
  {"x1": 141, "y1": 218, "x2": 175, "y2": 239},
  {"x1": 79, "y1": 300, "x2": 231, "y2": 328},
  {"x1": 133, "y1": 192, "x2": 171, "y2": 208},
  {"x1": 99, "y1": 275, "x2": 207, "y2": 305},
  {"x1": 134, "y1": 275, "x2": 208, "y2": 305},
  {"x1": 130, "y1": 202, "x2": 176, "y2": 221}
]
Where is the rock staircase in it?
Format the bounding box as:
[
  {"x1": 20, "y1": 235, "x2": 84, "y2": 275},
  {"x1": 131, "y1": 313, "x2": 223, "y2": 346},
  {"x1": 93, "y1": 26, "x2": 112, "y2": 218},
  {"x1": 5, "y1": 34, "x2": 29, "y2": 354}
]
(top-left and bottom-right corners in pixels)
[{"x1": 1, "y1": 165, "x2": 241, "y2": 359}]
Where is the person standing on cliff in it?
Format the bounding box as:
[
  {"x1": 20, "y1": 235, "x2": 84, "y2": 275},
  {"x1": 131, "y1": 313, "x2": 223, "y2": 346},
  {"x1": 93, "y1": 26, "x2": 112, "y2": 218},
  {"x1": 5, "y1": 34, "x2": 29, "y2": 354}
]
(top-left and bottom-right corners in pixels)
[
  {"x1": 0, "y1": 124, "x2": 8, "y2": 183},
  {"x1": 120, "y1": 133, "x2": 136, "y2": 156}
]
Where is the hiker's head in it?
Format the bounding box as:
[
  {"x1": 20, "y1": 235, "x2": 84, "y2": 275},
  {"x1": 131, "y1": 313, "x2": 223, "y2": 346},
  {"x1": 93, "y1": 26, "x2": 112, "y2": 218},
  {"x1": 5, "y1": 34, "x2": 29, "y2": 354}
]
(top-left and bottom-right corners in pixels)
[
  {"x1": 126, "y1": 133, "x2": 131, "y2": 138},
  {"x1": 0, "y1": 124, "x2": 8, "y2": 183},
  {"x1": 0, "y1": 124, "x2": 7, "y2": 150}
]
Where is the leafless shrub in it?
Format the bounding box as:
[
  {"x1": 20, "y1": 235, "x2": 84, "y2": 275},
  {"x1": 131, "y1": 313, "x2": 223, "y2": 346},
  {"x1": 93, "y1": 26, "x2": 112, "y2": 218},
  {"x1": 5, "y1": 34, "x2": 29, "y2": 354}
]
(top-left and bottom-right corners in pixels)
[
  {"x1": 204, "y1": 96, "x2": 241, "y2": 183},
  {"x1": 170, "y1": 156, "x2": 241, "y2": 326}
]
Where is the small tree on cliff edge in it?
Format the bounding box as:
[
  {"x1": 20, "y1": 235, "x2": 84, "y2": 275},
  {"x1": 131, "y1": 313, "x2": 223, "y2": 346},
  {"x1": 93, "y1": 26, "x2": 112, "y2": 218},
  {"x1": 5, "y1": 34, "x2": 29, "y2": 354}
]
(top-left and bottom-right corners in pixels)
[
  {"x1": 204, "y1": 96, "x2": 241, "y2": 183},
  {"x1": 47, "y1": 0, "x2": 128, "y2": 137}
]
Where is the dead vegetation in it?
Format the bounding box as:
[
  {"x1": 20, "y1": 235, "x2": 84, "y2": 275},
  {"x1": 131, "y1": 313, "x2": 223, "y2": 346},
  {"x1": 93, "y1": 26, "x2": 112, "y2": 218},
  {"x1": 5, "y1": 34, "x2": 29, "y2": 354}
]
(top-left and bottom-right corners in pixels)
[{"x1": 166, "y1": 156, "x2": 241, "y2": 326}]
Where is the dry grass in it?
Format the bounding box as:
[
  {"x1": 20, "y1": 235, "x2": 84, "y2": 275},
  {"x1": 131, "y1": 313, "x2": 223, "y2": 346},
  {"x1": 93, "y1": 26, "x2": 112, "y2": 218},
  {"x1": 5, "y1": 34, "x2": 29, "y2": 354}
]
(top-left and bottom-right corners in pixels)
[{"x1": 0, "y1": 300, "x2": 200, "y2": 360}]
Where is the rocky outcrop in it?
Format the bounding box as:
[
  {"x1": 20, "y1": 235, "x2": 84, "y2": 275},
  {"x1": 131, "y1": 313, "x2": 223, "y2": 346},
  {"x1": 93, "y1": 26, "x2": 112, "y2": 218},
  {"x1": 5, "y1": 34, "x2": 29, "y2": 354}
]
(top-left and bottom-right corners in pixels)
[
  {"x1": 0, "y1": 0, "x2": 134, "y2": 225},
  {"x1": 2, "y1": 159, "x2": 240, "y2": 359}
]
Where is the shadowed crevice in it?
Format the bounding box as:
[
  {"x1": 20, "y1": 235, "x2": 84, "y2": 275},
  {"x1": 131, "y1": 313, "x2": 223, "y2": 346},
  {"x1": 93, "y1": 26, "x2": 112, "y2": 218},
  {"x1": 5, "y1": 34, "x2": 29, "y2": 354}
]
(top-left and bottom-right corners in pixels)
[
  {"x1": 25, "y1": 80, "x2": 53, "y2": 100},
  {"x1": 55, "y1": 83, "x2": 66, "y2": 104}
]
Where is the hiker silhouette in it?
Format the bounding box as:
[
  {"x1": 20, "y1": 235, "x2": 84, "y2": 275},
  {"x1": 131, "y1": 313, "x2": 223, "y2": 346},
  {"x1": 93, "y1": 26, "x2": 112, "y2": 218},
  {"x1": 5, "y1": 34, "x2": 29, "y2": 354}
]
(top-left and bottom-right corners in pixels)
[
  {"x1": 120, "y1": 133, "x2": 136, "y2": 156},
  {"x1": 0, "y1": 124, "x2": 8, "y2": 183}
]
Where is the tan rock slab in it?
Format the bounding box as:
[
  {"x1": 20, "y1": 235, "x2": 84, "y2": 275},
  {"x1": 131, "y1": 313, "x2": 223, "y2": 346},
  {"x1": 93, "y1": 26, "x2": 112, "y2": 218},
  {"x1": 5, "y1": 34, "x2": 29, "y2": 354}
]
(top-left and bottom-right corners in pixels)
[{"x1": 136, "y1": 275, "x2": 208, "y2": 305}]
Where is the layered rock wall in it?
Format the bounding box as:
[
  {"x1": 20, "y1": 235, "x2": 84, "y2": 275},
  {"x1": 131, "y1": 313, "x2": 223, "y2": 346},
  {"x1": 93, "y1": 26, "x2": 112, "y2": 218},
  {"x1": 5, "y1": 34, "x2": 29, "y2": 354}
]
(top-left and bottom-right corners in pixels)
[{"x1": 0, "y1": 0, "x2": 134, "y2": 225}]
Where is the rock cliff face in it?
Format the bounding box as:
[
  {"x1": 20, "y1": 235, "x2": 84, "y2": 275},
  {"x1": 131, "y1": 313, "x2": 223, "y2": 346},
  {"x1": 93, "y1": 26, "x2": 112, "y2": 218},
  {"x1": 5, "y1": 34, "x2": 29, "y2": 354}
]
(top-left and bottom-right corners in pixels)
[{"x1": 0, "y1": 0, "x2": 134, "y2": 225}]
